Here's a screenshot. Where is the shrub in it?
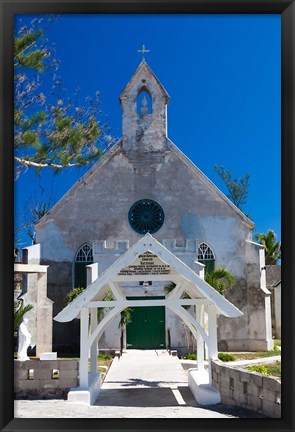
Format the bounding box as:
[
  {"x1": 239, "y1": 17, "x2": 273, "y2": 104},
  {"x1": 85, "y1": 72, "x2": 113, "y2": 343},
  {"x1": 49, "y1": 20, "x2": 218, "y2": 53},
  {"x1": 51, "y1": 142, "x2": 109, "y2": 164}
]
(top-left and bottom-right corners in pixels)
[
  {"x1": 218, "y1": 352, "x2": 236, "y2": 362},
  {"x1": 98, "y1": 354, "x2": 113, "y2": 360},
  {"x1": 182, "y1": 353, "x2": 197, "y2": 360}
]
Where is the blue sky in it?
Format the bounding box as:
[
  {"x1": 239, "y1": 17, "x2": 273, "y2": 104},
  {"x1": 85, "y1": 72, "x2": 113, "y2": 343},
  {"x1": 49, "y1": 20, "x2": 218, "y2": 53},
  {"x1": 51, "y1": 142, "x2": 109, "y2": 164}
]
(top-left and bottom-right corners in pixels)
[{"x1": 14, "y1": 14, "x2": 281, "y2": 248}]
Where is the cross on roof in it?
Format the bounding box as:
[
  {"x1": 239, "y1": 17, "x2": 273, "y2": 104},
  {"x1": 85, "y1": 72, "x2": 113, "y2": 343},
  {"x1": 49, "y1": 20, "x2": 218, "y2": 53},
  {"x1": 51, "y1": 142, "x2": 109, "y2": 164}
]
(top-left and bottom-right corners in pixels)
[{"x1": 137, "y1": 44, "x2": 150, "y2": 60}]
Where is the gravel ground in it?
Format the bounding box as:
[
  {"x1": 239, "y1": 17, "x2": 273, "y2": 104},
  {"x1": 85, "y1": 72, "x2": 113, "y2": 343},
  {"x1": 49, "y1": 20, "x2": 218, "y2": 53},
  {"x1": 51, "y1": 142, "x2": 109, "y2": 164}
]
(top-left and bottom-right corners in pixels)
[{"x1": 14, "y1": 397, "x2": 264, "y2": 418}]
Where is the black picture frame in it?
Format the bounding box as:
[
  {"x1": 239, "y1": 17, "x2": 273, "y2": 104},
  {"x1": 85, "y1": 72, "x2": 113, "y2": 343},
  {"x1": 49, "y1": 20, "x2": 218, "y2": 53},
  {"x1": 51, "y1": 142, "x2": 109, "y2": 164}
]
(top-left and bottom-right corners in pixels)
[{"x1": 1, "y1": 1, "x2": 294, "y2": 431}]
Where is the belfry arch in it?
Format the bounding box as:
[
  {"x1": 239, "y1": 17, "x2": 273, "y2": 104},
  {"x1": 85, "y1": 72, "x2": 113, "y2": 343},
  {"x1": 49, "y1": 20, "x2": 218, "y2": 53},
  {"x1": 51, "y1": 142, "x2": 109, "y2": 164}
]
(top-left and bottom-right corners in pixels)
[{"x1": 54, "y1": 234, "x2": 242, "y2": 405}]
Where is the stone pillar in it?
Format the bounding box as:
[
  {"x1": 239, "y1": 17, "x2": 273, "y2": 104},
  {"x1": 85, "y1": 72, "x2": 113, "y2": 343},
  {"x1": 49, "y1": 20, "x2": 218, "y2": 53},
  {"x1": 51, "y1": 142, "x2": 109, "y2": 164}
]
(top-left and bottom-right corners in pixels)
[
  {"x1": 245, "y1": 241, "x2": 274, "y2": 351},
  {"x1": 86, "y1": 263, "x2": 98, "y2": 287},
  {"x1": 194, "y1": 260, "x2": 205, "y2": 279},
  {"x1": 36, "y1": 272, "x2": 53, "y2": 356},
  {"x1": 259, "y1": 249, "x2": 273, "y2": 347},
  {"x1": 21, "y1": 244, "x2": 53, "y2": 356}
]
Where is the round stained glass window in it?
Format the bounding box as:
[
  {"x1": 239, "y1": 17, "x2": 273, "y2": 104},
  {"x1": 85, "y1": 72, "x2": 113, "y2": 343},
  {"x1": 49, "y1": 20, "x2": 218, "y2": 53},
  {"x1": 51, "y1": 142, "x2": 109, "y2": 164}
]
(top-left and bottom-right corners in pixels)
[{"x1": 128, "y1": 199, "x2": 165, "y2": 234}]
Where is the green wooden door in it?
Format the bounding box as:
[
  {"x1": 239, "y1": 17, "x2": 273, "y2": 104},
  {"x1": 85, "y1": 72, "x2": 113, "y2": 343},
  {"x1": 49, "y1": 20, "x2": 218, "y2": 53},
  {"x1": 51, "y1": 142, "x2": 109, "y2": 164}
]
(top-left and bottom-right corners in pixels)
[
  {"x1": 126, "y1": 297, "x2": 166, "y2": 349},
  {"x1": 74, "y1": 262, "x2": 93, "y2": 288}
]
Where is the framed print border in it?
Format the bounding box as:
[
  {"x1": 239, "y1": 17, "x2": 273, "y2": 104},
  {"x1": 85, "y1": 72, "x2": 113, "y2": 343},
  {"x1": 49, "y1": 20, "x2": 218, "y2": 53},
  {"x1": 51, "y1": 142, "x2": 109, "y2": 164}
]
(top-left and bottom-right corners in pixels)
[{"x1": 1, "y1": 1, "x2": 294, "y2": 431}]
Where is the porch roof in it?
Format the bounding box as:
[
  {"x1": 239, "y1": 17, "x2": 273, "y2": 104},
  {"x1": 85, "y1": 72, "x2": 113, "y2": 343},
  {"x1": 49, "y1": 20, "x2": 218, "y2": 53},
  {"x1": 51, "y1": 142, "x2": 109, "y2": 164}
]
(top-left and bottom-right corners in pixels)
[{"x1": 54, "y1": 234, "x2": 242, "y2": 323}]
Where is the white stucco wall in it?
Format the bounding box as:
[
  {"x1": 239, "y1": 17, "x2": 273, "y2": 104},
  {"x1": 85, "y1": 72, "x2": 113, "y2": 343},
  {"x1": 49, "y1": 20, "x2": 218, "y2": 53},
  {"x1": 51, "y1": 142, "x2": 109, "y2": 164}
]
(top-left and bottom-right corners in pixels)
[{"x1": 33, "y1": 60, "x2": 271, "y2": 353}]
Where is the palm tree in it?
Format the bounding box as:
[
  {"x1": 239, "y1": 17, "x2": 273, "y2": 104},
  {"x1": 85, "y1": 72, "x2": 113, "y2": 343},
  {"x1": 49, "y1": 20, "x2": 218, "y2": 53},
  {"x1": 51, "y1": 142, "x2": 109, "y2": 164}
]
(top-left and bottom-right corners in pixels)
[
  {"x1": 204, "y1": 267, "x2": 234, "y2": 296},
  {"x1": 164, "y1": 267, "x2": 234, "y2": 298},
  {"x1": 253, "y1": 230, "x2": 281, "y2": 265},
  {"x1": 164, "y1": 281, "x2": 191, "y2": 308},
  {"x1": 64, "y1": 287, "x2": 132, "y2": 326}
]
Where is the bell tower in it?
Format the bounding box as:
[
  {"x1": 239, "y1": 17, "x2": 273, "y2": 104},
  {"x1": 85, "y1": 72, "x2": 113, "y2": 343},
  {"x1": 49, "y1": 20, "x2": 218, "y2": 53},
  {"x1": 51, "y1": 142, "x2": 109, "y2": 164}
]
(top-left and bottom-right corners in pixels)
[{"x1": 119, "y1": 59, "x2": 170, "y2": 152}]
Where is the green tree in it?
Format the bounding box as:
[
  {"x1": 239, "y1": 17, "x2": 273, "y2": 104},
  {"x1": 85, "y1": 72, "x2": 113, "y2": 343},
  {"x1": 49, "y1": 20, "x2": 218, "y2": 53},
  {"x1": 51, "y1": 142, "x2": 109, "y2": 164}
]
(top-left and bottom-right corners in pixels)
[
  {"x1": 253, "y1": 230, "x2": 281, "y2": 265},
  {"x1": 204, "y1": 267, "x2": 234, "y2": 296},
  {"x1": 214, "y1": 164, "x2": 250, "y2": 211},
  {"x1": 26, "y1": 201, "x2": 51, "y2": 244},
  {"x1": 64, "y1": 287, "x2": 132, "y2": 327},
  {"x1": 164, "y1": 282, "x2": 191, "y2": 309},
  {"x1": 15, "y1": 191, "x2": 56, "y2": 247},
  {"x1": 64, "y1": 287, "x2": 85, "y2": 306},
  {"x1": 164, "y1": 267, "x2": 234, "y2": 298},
  {"x1": 14, "y1": 16, "x2": 114, "y2": 178}
]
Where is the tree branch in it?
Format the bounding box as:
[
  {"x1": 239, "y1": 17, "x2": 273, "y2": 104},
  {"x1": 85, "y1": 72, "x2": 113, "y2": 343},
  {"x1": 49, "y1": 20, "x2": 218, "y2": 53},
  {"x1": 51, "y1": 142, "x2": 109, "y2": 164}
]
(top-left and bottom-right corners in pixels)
[{"x1": 14, "y1": 156, "x2": 77, "y2": 169}]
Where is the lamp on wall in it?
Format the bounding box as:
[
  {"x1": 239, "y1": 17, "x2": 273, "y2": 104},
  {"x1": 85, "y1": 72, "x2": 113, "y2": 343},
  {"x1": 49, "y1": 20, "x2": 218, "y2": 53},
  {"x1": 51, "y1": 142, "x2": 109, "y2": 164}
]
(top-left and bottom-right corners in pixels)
[{"x1": 140, "y1": 281, "x2": 152, "y2": 287}]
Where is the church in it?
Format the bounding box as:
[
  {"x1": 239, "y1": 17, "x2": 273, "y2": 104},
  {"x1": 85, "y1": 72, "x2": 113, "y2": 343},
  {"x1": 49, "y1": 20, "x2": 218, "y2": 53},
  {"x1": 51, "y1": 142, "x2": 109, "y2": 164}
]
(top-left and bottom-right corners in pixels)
[{"x1": 32, "y1": 58, "x2": 273, "y2": 355}]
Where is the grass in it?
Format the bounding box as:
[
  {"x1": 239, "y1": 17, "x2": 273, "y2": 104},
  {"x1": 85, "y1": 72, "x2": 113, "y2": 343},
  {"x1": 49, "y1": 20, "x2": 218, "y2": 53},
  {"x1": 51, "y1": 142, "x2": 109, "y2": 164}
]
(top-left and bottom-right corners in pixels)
[
  {"x1": 265, "y1": 361, "x2": 281, "y2": 378},
  {"x1": 181, "y1": 352, "x2": 236, "y2": 362},
  {"x1": 181, "y1": 340, "x2": 281, "y2": 363},
  {"x1": 232, "y1": 345, "x2": 281, "y2": 361},
  {"x1": 56, "y1": 354, "x2": 113, "y2": 382},
  {"x1": 56, "y1": 354, "x2": 113, "y2": 381},
  {"x1": 246, "y1": 361, "x2": 281, "y2": 378}
]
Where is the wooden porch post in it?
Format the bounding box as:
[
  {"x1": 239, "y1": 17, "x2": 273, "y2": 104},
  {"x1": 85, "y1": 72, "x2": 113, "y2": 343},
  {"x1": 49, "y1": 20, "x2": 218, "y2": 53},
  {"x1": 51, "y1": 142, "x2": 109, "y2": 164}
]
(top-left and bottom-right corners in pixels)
[
  {"x1": 207, "y1": 304, "x2": 218, "y2": 384},
  {"x1": 87, "y1": 264, "x2": 99, "y2": 377},
  {"x1": 79, "y1": 307, "x2": 89, "y2": 388},
  {"x1": 90, "y1": 308, "x2": 98, "y2": 375},
  {"x1": 195, "y1": 304, "x2": 204, "y2": 371}
]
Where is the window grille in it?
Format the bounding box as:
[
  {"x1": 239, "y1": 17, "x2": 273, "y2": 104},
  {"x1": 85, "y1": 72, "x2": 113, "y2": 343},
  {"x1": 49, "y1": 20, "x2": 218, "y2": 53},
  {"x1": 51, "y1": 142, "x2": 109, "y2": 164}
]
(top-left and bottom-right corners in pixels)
[
  {"x1": 75, "y1": 244, "x2": 93, "y2": 262},
  {"x1": 198, "y1": 243, "x2": 215, "y2": 260}
]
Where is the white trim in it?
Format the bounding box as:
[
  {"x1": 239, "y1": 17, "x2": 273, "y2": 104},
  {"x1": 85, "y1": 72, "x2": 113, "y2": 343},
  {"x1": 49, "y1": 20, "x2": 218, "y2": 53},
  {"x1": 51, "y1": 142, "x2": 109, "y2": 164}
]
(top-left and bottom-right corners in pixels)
[
  {"x1": 88, "y1": 299, "x2": 211, "y2": 308},
  {"x1": 14, "y1": 264, "x2": 48, "y2": 274},
  {"x1": 54, "y1": 234, "x2": 242, "y2": 323}
]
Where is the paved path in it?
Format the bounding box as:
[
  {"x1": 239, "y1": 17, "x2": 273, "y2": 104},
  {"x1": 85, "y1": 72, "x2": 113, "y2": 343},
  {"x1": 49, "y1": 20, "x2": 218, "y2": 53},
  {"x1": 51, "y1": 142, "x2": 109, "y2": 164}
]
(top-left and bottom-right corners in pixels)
[{"x1": 14, "y1": 350, "x2": 264, "y2": 418}]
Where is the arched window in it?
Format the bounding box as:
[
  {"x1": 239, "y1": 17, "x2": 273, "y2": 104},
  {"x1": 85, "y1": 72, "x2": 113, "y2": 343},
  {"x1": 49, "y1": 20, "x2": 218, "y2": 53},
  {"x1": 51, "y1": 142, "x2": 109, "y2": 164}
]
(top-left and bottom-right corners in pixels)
[
  {"x1": 137, "y1": 88, "x2": 152, "y2": 115},
  {"x1": 76, "y1": 244, "x2": 93, "y2": 262},
  {"x1": 198, "y1": 243, "x2": 215, "y2": 273},
  {"x1": 74, "y1": 244, "x2": 93, "y2": 288}
]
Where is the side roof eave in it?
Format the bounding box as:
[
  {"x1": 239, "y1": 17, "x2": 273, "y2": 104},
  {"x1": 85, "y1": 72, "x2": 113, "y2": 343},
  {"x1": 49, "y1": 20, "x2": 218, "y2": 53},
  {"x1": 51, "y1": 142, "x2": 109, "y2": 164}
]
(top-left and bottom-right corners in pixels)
[
  {"x1": 35, "y1": 139, "x2": 123, "y2": 229},
  {"x1": 166, "y1": 138, "x2": 255, "y2": 230},
  {"x1": 54, "y1": 234, "x2": 242, "y2": 323}
]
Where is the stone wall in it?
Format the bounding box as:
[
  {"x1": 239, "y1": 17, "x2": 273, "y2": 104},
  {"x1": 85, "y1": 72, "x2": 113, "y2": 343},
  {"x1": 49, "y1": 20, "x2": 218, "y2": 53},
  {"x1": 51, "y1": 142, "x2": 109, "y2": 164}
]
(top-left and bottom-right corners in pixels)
[
  {"x1": 14, "y1": 359, "x2": 79, "y2": 398},
  {"x1": 211, "y1": 360, "x2": 281, "y2": 418}
]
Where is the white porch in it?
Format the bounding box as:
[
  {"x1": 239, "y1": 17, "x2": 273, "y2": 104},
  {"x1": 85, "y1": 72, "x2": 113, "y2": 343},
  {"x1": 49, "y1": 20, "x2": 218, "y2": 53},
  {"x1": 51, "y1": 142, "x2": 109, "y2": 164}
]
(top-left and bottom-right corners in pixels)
[{"x1": 54, "y1": 234, "x2": 242, "y2": 405}]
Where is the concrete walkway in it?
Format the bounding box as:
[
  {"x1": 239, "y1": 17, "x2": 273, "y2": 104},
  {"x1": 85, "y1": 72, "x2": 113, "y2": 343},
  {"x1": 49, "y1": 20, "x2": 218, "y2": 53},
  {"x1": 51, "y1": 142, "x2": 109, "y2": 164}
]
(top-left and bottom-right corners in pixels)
[{"x1": 14, "y1": 350, "x2": 264, "y2": 418}]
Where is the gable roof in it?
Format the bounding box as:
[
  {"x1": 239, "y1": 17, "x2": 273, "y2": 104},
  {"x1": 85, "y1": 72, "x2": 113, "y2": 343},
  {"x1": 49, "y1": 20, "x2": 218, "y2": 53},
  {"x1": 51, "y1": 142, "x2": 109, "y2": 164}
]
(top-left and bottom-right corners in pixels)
[
  {"x1": 54, "y1": 234, "x2": 242, "y2": 323},
  {"x1": 36, "y1": 135, "x2": 254, "y2": 230},
  {"x1": 265, "y1": 265, "x2": 281, "y2": 287},
  {"x1": 166, "y1": 138, "x2": 254, "y2": 229},
  {"x1": 35, "y1": 139, "x2": 123, "y2": 229},
  {"x1": 36, "y1": 61, "x2": 254, "y2": 230},
  {"x1": 120, "y1": 60, "x2": 170, "y2": 103}
]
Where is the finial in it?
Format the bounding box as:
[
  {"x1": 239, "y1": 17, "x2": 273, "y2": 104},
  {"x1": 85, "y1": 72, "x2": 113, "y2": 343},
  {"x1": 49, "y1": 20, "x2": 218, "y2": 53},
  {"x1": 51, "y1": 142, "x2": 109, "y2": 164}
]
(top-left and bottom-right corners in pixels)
[{"x1": 137, "y1": 44, "x2": 150, "y2": 61}]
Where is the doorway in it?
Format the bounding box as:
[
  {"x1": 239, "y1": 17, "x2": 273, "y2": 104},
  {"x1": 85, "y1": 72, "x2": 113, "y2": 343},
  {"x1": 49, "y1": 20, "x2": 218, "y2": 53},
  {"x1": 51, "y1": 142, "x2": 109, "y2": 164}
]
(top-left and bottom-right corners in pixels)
[{"x1": 126, "y1": 297, "x2": 166, "y2": 349}]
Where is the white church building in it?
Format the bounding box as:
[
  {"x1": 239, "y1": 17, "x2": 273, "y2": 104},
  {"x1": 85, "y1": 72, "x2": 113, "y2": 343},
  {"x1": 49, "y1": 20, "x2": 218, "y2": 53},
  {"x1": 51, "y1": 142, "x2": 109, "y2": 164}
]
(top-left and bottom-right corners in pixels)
[{"x1": 31, "y1": 59, "x2": 273, "y2": 355}]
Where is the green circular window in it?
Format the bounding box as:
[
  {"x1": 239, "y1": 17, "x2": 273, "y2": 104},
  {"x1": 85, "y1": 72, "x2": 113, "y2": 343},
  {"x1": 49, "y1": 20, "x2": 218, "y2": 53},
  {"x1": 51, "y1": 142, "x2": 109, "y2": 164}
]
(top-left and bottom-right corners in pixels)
[{"x1": 128, "y1": 199, "x2": 164, "y2": 234}]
